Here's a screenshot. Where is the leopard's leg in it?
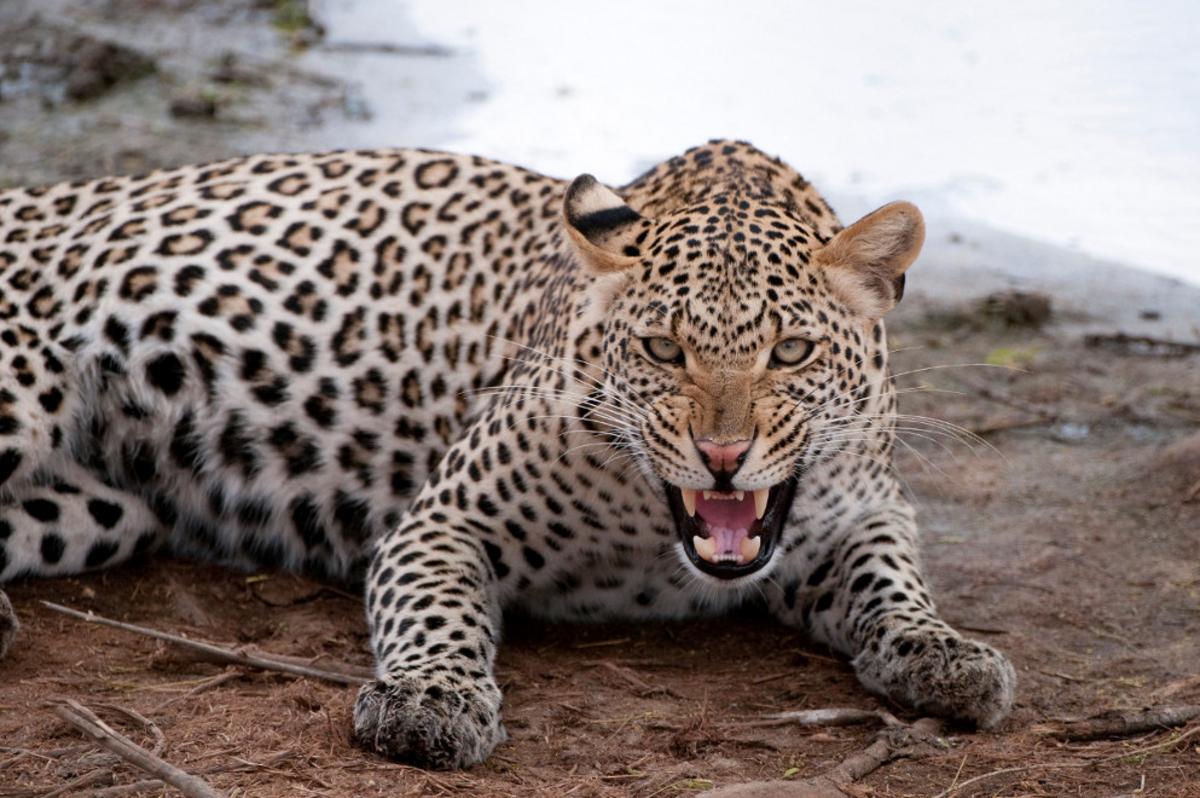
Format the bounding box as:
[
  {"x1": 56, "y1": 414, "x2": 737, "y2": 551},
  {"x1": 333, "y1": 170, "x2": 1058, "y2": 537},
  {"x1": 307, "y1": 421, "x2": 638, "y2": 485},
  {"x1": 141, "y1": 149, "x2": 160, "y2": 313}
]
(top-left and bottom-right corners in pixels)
[
  {"x1": 768, "y1": 501, "x2": 1016, "y2": 728},
  {"x1": 0, "y1": 460, "x2": 163, "y2": 657},
  {"x1": 351, "y1": 497, "x2": 506, "y2": 769},
  {"x1": 0, "y1": 460, "x2": 162, "y2": 579},
  {"x1": 0, "y1": 348, "x2": 79, "y2": 658}
]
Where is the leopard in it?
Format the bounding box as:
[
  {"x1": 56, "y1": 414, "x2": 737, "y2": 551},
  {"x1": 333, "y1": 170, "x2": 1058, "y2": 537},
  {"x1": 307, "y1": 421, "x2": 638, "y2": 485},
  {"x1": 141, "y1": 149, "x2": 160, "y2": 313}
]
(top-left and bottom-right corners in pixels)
[{"x1": 0, "y1": 139, "x2": 1015, "y2": 769}]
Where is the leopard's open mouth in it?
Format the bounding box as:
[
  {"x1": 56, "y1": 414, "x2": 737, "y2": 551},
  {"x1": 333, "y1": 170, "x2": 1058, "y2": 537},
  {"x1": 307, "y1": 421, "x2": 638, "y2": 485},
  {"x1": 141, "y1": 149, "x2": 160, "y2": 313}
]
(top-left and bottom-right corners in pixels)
[{"x1": 665, "y1": 481, "x2": 798, "y2": 579}]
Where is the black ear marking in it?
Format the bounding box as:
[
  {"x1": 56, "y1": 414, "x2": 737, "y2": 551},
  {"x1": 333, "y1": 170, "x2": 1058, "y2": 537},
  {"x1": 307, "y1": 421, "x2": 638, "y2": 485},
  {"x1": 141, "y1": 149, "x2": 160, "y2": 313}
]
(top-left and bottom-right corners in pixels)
[
  {"x1": 570, "y1": 204, "x2": 642, "y2": 241},
  {"x1": 564, "y1": 175, "x2": 643, "y2": 242},
  {"x1": 562, "y1": 174, "x2": 647, "y2": 273}
]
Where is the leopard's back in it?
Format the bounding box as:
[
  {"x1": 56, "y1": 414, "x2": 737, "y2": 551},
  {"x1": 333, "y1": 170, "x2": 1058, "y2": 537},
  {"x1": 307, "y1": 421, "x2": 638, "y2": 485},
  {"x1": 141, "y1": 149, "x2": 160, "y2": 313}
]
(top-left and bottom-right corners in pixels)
[{"x1": 0, "y1": 149, "x2": 562, "y2": 579}]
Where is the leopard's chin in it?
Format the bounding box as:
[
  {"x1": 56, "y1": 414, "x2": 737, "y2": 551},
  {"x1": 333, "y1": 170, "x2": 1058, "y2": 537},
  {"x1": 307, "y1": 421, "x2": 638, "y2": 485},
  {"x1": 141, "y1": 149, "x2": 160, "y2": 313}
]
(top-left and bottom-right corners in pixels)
[{"x1": 664, "y1": 480, "x2": 797, "y2": 580}]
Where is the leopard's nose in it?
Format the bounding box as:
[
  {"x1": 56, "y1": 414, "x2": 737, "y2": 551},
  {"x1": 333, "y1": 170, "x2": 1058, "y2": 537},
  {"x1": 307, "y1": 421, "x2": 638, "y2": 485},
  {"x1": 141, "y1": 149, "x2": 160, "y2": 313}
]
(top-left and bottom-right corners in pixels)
[{"x1": 695, "y1": 438, "x2": 751, "y2": 480}]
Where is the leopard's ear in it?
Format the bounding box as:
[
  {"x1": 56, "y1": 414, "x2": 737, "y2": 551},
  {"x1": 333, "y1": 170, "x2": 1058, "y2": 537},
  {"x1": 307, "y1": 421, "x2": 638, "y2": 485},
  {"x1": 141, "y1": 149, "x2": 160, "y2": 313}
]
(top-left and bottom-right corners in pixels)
[
  {"x1": 563, "y1": 175, "x2": 645, "y2": 274},
  {"x1": 814, "y1": 201, "x2": 925, "y2": 318}
]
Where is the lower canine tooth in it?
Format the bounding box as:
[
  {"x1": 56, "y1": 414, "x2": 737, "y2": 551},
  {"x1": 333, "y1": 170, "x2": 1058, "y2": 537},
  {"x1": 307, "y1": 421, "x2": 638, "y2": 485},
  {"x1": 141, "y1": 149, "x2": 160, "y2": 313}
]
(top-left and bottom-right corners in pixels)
[
  {"x1": 693, "y1": 535, "x2": 717, "y2": 562},
  {"x1": 681, "y1": 488, "x2": 696, "y2": 517},
  {"x1": 753, "y1": 488, "x2": 769, "y2": 519},
  {"x1": 740, "y1": 535, "x2": 762, "y2": 562}
]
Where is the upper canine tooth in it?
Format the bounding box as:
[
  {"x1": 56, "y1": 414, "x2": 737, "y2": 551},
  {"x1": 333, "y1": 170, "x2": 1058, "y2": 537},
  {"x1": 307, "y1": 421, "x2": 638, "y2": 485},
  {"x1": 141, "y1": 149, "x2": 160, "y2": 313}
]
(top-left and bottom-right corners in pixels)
[
  {"x1": 753, "y1": 489, "x2": 769, "y2": 519},
  {"x1": 693, "y1": 535, "x2": 717, "y2": 562},
  {"x1": 740, "y1": 535, "x2": 762, "y2": 562},
  {"x1": 681, "y1": 488, "x2": 696, "y2": 517}
]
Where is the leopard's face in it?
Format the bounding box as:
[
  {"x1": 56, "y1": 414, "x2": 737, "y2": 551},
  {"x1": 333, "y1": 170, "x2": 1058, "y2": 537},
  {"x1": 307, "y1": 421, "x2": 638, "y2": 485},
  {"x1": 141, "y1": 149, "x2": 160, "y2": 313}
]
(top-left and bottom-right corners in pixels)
[{"x1": 565, "y1": 176, "x2": 924, "y2": 584}]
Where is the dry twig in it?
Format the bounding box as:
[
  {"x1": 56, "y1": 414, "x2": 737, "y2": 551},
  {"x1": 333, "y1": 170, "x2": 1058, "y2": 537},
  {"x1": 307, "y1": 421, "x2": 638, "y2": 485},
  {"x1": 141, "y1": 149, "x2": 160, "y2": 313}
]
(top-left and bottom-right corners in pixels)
[
  {"x1": 96, "y1": 703, "x2": 165, "y2": 756},
  {"x1": 5, "y1": 768, "x2": 110, "y2": 797},
  {"x1": 591, "y1": 660, "x2": 682, "y2": 698},
  {"x1": 1153, "y1": 674, "x2": 1200, "y2": 700},
  {"x1": 151, "y1": 670, "x2": 243, "y2": 713},
  {"x1": 1185, "y1": 477, "x2": 1200, "y2": 503},
  {"x1": 86, "y1": 750, "x2": 298, "y2": 796},
  {"x1": 52, "y1": 700, "x2": 225, "y2": 798},
  {"x1": 239, "y1": 646, "x2": 373, "y2": 680},
  {"x1": 705, "y1": 717, "x2": 944, "y2": 797},
  {"x1": 732, "y1": 707, "x2": 901, "y2": 730},
  {"x1": 40, "y1": 601, "x2": 369, "y2": 685},
  {"x1": 1083, "y1": 332, "x2": 1200, "y2": 358},
  {"x1": 1036, "y1": 704, "x2": 1200, "y2": 741},
  {"x1": 87, "y1": 780, "x2": 167, "y2": 797},
  {"x1": 969, "y1": 413, "x2": 1047, "y2": 436},
  {"x1": 749, "y1": 672, "x2": 790, "y2": 685}
]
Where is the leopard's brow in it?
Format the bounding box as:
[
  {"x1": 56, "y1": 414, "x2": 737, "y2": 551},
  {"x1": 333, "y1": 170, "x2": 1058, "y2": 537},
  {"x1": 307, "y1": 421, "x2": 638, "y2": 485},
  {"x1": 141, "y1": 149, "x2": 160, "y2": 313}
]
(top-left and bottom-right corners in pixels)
[{"x1": 643, "y1": 300, "x2": 671, "y2": 319}]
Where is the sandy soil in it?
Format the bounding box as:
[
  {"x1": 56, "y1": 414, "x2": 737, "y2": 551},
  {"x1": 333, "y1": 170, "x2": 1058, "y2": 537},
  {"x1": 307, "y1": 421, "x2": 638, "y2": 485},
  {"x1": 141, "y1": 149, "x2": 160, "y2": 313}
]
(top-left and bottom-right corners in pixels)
[{"x1": 1, "y1": 2, "x2": 1199, "y2": 796}]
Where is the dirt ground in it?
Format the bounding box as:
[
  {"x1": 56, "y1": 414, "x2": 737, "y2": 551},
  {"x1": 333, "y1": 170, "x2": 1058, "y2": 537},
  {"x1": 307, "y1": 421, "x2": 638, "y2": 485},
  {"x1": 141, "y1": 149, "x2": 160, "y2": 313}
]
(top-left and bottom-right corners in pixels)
[{"x1": 2, "y1": 2, "x2": 1199, "y2": 796}]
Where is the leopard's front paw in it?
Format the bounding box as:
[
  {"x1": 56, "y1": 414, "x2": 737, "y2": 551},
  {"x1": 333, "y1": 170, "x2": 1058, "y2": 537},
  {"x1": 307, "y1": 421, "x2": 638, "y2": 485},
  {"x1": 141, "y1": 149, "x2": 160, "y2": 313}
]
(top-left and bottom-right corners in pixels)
[
  {"x1": 0, "y1": 589, "x2": 17, "y2": 660},
  {"x1": 853, "y1": 632, "x2": 1016, "y2": 729},
  {"x1": 352, "y1": 673, "x2": 505, "y2": 769}
]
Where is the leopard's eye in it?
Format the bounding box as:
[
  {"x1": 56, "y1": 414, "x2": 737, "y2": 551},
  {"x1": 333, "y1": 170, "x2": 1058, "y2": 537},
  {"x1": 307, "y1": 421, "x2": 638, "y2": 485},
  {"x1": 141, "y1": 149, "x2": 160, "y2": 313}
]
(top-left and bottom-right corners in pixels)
[
  {"x1": 642, "y1": 337, "x2": 684, "y2": 365},
  {"x1": 770, "y1": 338, "x2": 815, "y2": 367}
]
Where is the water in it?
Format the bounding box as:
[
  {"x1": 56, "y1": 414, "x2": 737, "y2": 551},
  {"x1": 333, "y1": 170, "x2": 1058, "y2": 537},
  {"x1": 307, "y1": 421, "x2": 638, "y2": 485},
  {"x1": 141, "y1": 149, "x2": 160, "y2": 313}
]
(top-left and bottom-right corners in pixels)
[{"x1": 309, "y1": 0, "x2": 1200, "y2": 286}]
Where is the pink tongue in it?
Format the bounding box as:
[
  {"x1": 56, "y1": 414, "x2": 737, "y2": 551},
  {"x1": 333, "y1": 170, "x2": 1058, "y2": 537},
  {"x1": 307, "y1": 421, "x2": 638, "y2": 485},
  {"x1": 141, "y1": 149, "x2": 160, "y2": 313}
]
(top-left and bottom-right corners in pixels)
[{"x1": 695, "y1": 493, "x2": 757, "y2": 532}]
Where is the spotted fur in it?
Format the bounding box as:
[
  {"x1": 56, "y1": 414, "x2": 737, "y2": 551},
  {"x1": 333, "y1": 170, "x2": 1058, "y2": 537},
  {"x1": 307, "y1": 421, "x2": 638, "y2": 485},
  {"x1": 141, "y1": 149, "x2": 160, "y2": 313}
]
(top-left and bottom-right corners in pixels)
[{"x1": 0, "y1": 141, "x2": 1014, "y2": 768}]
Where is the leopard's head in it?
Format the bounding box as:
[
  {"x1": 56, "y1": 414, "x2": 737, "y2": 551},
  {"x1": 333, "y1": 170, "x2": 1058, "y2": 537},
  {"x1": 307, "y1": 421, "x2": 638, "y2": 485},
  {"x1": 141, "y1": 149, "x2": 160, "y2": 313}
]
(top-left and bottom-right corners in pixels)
[{"x1": 563, "y1": 174, "x2": 923, "y2": 584}]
